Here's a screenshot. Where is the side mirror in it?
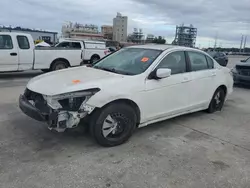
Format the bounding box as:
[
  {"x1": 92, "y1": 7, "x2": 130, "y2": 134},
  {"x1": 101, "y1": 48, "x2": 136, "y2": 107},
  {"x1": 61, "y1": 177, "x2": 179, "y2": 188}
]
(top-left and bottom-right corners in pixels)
[
  {"x1": 241, "y1": 60, "x2": 246, "y2": 62},
  {"x1": 149, "y1": 68, "x2": 171, "y2": 80}
]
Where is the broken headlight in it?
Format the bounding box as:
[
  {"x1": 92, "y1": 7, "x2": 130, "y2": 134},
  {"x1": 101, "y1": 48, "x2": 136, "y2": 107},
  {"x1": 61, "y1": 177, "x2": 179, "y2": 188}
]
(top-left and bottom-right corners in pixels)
[{"x1": 44, "y1": 88, "x2": 100, "y2": 111}]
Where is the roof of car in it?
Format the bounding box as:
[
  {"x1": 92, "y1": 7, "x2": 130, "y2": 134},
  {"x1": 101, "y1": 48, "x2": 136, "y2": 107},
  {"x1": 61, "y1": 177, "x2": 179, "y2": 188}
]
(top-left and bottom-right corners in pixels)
[{"x1": 126, "y1": 44, "x2": 194, "y2": 51}]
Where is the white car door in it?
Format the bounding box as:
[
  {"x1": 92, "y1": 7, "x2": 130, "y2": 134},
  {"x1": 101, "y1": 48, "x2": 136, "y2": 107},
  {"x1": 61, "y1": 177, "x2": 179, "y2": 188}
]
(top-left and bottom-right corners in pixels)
[
  {"x1": 16, "y1": 35, "x2": 33, "y2": 70},
  {"x1": 143, "y1": 51, "x2": 192, "y2": 122},
  {"x1": 187, "y1": 51, "x2": 216, "y2": 109},
  {"x1": 0, "y1": 34, "x2": 18, "y2": 71}
]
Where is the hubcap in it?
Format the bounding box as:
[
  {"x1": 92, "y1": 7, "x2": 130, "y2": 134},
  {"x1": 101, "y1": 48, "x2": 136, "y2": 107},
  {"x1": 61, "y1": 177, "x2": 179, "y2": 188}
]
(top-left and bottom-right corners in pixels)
[
  {"x1": 102, "y1": 113, "x2": 127, "y2": 138},
  {"x1": 214, "y1": 92, "x2": 221, "y2": 105},
  {"x1": 92, "y1": 58, "x2": 99, "y2": 63}
]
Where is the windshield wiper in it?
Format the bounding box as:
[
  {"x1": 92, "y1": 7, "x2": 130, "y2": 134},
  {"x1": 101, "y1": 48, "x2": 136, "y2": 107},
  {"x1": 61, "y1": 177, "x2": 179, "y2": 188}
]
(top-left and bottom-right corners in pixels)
[{"x1": 94, "y1": 66, "x2": 133, "y2": 75}]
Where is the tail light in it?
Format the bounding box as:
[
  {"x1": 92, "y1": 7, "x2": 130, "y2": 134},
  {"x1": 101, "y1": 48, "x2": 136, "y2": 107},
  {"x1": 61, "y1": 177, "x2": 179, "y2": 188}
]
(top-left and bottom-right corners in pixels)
[{"x1": 104, "y1": 50, "x2": 109, "y2": 55}]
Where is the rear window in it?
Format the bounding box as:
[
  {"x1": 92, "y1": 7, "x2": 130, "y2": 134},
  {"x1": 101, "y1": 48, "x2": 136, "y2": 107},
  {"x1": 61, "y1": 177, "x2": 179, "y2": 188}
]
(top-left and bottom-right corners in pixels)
[
  {"x1": 17, "y1": 36, "x2": 30, "y2": 49},
  {"x1": 71, "y1": 42, "x2": 81, "y2": 49}
]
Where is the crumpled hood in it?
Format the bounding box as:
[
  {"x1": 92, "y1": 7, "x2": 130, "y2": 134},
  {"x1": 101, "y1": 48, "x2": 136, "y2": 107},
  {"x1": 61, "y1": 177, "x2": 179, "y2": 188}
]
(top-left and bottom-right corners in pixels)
[{"x1": 27, "y1": 66, "x2": 125, "y2": 95}]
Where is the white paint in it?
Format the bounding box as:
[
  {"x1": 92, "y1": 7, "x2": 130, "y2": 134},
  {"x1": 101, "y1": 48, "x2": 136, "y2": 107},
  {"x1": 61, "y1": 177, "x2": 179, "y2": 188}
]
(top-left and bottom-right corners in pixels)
[
  {"x1": 0, "y1": 32, "x2": 109, "y2": 72},
  {"x1": 24, "y1": 45, "x2": 234, "y2": 128}
]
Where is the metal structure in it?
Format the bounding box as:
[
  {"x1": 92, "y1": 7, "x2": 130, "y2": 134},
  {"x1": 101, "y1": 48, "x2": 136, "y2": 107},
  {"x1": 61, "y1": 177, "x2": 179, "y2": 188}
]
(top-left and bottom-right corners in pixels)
[
  {"x1": 172, "y1": 24, "x2": 197, "y2": 47},
  {"x1": 127, "y1": 28, "x2": 144, "y2": 44}
]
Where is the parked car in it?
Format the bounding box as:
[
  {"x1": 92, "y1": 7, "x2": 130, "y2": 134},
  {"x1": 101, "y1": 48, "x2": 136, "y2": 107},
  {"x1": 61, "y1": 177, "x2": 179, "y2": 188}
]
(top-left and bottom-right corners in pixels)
[
  {"x1": 108, "y1": 46, "x2": 117, "y2": 53},
  {"x1": 19, "y1": 45, "x2": 233, "y2": 147},
  {"x1": 0, "y1": 33, "x2": 109, "y2": 72},
  {"x1": 208, "y1": 52, "x2": 228, "y2": 67},
  {"x1": 231, "y1": 57, "x2": 250, "y2": 85}
]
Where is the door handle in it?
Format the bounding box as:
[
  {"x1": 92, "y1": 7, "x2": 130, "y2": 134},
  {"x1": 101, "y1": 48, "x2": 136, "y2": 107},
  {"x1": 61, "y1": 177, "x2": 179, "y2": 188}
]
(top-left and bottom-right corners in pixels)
[
  {"x1": 182, "y1": 77, "x2": 190, "y2": 83},
  {"x1": 211, "y1": 71, "x2": 216, "y2": 76},
  {"x1": 10, "y1": 52, "x2": 17, "y2": 56}
]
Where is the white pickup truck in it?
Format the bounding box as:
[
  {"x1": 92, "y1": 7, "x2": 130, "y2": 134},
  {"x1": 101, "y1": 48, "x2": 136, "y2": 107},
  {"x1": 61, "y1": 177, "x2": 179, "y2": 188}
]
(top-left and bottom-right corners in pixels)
[{"x1": 0, "y1": 32, "x2": 109, "y2": 72}]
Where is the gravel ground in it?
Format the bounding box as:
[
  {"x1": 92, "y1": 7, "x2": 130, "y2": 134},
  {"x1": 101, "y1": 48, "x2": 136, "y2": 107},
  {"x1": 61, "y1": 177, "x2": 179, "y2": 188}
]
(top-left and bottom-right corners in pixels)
[{"x1": 0, "y1": 56, "x2": 250, "y2": 188}]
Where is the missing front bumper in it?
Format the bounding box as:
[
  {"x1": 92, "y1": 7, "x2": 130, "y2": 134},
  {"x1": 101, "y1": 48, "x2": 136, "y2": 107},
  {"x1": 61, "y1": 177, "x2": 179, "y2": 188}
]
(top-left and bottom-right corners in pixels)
[
  {"x1": 19, "y1": 95, "x2": 46, "y2": 121},
  {"x1": 19, "y1": 94, "x2": 89, "y2": 132}
]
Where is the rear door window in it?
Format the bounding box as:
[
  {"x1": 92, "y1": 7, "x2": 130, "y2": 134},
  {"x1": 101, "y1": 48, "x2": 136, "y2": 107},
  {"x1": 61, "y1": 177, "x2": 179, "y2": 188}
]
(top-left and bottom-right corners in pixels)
[
  {"x1": 57, "y1": 42, "x2": 70, "y2": 48},
  {"x1": 188, "y1": 51, "x2": 208, "y2": 71},
  {"x1": 17, "y1": 36, "x2": 30, "y2": 49},
  {"x1": 71, "y1": 42, "x2": 81, "y2": 49}
]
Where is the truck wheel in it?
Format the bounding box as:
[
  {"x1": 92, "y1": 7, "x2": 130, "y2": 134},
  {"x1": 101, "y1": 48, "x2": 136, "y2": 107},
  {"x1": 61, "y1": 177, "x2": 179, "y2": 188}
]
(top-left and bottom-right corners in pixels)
[
  {"x1": 90, "y1": 103, "x2": 137, "y2": 147},
  {"x1": 41, "y1": 69, "x2": 50, "y2": 73},
  {"x1": 51, "y1": 61, "x2": 68, "y2": 71},
  {"x1": 90, "y1": 56, "x2": 100, "y2": 64}
]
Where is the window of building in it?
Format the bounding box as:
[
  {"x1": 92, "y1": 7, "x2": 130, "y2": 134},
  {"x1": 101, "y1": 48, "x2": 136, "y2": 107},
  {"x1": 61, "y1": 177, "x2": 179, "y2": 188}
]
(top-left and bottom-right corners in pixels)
[
  {"x1": 0, "y1": 35, "x2": 13, "y2": 49},
  {"x1": 157, "y1": 51, "x2": 187, "y2": 75},
  {"x1": 17, "y1": 36, "x2": 30, "y2": 49},
  {"x1": 188, "y1": 51, "x2": 209, "y2": 71},
  {"x1": 41, "y1": 36, "x2": 51, "y2": 43}
]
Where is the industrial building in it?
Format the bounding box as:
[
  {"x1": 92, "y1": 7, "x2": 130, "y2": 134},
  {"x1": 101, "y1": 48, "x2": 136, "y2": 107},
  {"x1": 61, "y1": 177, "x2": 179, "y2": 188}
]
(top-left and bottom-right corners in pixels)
[
  {"x1": 127, "y1": 28, "x2": 144, "y2": 44},
  {"x1": 172, "y1": 24, "x2": 197, "y2": 47},
  {"x1": 113, "y1": 13, "x2": 128, "y2": 42},
  {"x1": 101, "y1": 25, "x2": 113, "y2": 40},
  {"x1": 62, "y1": 22, "x2": 104, "y2": 40},
  {"x1": 0, "y1": 26, "x2": 57, "y2": 44}
]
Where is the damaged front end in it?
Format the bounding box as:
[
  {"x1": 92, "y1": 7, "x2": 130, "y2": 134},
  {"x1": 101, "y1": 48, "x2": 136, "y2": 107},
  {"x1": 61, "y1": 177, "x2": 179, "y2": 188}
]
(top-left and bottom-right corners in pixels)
[{"x1": 19, "y1": 88, "x2": 99, "y2": 132}]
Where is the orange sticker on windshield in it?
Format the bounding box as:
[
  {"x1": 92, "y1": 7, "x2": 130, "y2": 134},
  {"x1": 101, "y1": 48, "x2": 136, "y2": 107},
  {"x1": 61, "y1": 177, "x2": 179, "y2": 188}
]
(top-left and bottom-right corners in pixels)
[
  {"x1": 72, "y1": 79, "x2": 81, "y2": 84},
  {"x1": 141, "y1": 57, "x2": 149, "y2": 62}
]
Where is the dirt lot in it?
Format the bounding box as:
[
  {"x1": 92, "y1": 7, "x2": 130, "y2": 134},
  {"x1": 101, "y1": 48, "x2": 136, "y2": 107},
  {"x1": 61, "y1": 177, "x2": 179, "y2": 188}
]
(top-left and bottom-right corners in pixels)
[{"x1": 0, "y1": 56, "x2": 250, "y2": 188}]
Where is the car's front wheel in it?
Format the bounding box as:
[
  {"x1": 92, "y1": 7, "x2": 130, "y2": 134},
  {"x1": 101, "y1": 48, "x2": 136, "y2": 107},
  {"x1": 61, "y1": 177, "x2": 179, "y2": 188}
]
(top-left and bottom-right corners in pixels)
[
  {"x1": 207, "y1": 87, "x2": 226, "y2": 113},
  {"x1": 90, "y1": 103, "x2": 137, "y2": 147}
]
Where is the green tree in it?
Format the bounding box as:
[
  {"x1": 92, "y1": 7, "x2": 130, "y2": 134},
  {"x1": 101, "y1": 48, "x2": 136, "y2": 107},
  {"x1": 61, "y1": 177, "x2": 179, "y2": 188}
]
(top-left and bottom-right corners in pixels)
[{"x1": 152, "y1": 36, "x2": 166, "y2": 44}]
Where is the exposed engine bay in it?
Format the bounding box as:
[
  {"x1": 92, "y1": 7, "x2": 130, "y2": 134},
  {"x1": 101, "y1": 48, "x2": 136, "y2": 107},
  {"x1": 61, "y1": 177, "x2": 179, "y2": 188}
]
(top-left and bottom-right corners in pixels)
[{"x1": 23, "y1": 88, "x2": 97, "y2": 132}]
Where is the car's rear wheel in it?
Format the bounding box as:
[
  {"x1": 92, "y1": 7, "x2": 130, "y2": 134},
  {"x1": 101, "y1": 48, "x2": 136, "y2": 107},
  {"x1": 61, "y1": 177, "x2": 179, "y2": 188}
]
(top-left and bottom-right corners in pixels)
[
  {"x1": 207, "y1": 87, "x2": 226, "y2": 113},
  {"x1": 90, "y1": 103, "x2": 136, "y2": 147}
]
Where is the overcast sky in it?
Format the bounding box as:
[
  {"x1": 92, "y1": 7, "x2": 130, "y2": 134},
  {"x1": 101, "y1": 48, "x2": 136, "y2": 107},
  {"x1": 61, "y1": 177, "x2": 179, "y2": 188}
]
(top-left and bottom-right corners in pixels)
[{"x1": 0, "y1": 0, "x2": 249, "y2": 48}]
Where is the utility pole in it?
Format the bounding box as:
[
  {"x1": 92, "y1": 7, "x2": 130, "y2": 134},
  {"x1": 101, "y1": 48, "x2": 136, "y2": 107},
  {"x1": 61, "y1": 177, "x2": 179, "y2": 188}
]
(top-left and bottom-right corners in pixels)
[
  {"x1": 243, "y1": 36, "x2": 247, "y2": 53},
  {"x1": 213, "y1": 32, "x2": 218, "y2": 51},
  {"x1": 240, "y1": 35, "x2": 244, "y2": 53}
]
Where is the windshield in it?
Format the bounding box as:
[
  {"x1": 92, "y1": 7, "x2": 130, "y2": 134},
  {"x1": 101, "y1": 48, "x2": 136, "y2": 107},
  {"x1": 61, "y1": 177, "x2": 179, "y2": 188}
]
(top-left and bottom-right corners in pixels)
[
  {"x1": 246, "y1": 58, "x2": 250, "y2": 63},
  {"x1": 93, "y1": 48, "x2": 162, "y2": 75}
]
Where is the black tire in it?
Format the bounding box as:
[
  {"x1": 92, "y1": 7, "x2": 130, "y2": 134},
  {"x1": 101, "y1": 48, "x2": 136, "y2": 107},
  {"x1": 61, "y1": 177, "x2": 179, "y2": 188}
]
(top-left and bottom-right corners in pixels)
[
  {"x1": 51, "y1": 60, "x2": 68, "y2": 71},
  {"x1": 41, "y1": 69, "x2": 50, "y2": 73},
  {"x1": 90, "y1": 103, "x2": 137, "y2": 147},
  {"x1": 207, "y1": 87, "x2": 226, "y2": 113},
  {"x1": 90, "y1": 56, "x2": 100, "y2": 64}
]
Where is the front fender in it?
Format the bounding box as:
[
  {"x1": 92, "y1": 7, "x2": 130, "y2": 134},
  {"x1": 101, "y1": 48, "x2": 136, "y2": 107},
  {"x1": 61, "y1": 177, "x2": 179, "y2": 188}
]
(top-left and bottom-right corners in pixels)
[{"x1": 86, "y1": 91, "x2": 136, "y2": 108}]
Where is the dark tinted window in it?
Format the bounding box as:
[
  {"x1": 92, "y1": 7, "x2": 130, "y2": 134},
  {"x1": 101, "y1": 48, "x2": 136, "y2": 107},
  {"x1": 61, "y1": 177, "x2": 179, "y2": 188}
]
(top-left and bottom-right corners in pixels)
[
  {"x1": 0, "y1": 35, "x2": 13, "y2": 49},
  {"x1": 157, "y1": 51, "x2": 186, "y2": 75},
  {"x1": 17, "y1": 36, "x2": 30, "y2": 49},
  {"x1": 188, "y1": 51, "x2": 208, "y2": 71},
  {"x1": 57, "y1": 42, "x2": 70, "y2": 48},
  {"x1": 206, "y1": 56, "x2": 214, "y2": 69},
  {"x1": 71, "y1": 42, "x2": 81, "y2": 49}
]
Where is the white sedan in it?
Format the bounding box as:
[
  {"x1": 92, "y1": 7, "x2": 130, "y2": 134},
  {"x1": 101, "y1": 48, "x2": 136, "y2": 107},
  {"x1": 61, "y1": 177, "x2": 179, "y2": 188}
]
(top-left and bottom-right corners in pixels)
[{"x1": 19, "y1": 45, "x2": 233, "y2": 147}]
